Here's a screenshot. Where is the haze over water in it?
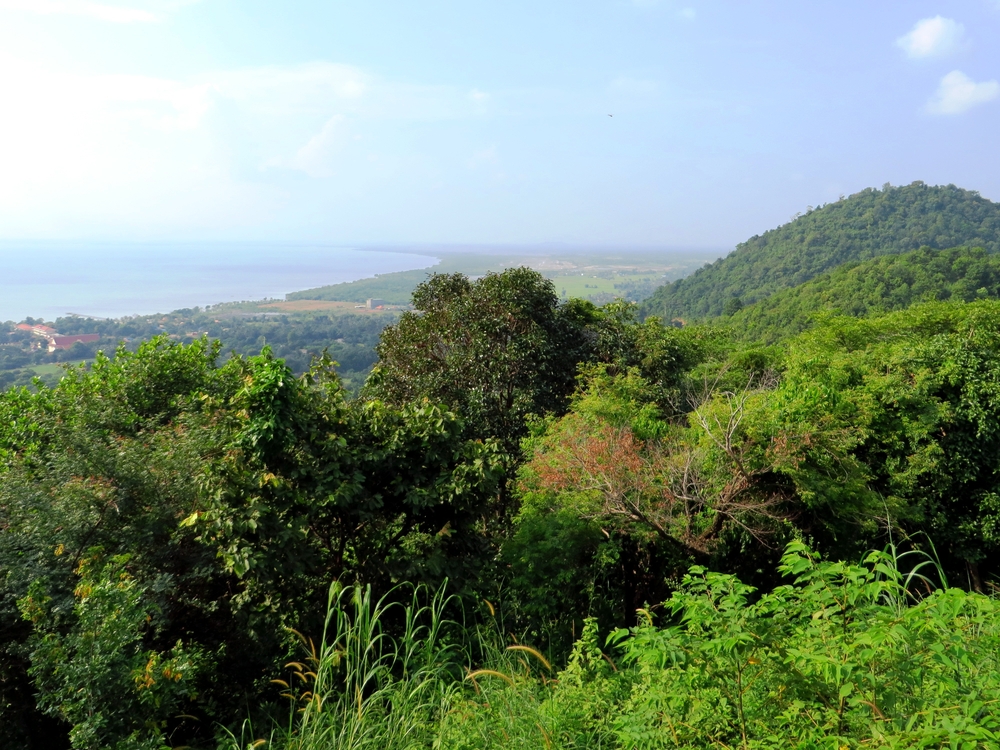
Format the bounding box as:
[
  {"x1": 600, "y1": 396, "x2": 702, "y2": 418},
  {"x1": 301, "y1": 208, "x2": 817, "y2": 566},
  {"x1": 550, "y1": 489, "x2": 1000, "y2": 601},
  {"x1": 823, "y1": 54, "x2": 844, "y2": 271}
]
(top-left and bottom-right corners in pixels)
[{"x1": 0, "y1": 242, "x2": 438, "y2": 323}]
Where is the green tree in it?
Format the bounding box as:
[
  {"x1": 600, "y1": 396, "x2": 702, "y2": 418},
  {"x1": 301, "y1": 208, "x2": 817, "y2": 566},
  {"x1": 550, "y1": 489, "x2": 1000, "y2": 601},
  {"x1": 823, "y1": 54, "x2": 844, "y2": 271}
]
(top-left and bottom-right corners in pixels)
[
  {"x1": 0, "y1": 338, "x2": 500, "y2": 748},
  {"x1": 367, "y1": 272, "x2": 707, "y2": 504},
  {"x1": 0, "y1": 338, "x2": 230, "y2": 748},
  {"x1": 741, "y1": 301, "x2": 1000, "y2": 584},
  {"x1": 367, "y1": 269, "x2": 593, "y2": 457},
  {"x1": 508, "y1": 364, "x2": 794, "y2": 642},
  {"x1": 193, "y1": 348, "x2": 501, "y2": 601},
  {"x1": 722, "y1": 296, "x2": 743, "y2": 316}
]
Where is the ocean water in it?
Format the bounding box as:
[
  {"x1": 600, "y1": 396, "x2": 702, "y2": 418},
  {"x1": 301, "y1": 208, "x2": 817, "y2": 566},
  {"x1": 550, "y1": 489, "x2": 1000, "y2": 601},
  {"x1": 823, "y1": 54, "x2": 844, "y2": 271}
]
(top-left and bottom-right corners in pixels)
[{"x1": 0, "y1": 242, "x2": 438, "y2": 322}]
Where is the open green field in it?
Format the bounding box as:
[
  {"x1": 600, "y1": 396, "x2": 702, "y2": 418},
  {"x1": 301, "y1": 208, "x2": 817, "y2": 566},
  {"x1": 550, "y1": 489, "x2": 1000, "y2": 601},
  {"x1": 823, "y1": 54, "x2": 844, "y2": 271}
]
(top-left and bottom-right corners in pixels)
[
  {"x1": 28, "y1": 363, "x2": 78, "y2": 377},
  {"x1": 0, "y1": 361, "x2": 89, "y2": 392},
  {"x1": 286, "y1": 249, "x2": 720, "y2": 307},
  {"x1": 550, "y1": 270, "x2": 672, "y2": 302}
]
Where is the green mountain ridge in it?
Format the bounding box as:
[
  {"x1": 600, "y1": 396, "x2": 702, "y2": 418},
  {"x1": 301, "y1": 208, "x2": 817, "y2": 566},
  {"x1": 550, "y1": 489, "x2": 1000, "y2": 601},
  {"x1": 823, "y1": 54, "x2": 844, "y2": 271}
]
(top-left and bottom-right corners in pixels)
[
  {"x1": 641, "y1": 182, "x2": 1000, "y2": 321},
  {"x1": 726, "y1": 245, "x2": 1000, "y2": 342}
]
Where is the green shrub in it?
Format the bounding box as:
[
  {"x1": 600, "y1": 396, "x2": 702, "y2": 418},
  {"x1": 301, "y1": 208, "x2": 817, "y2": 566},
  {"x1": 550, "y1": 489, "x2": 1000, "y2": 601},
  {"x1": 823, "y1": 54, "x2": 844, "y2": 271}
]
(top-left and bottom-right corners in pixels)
[
  {"x1": 21, "y1": 553, "x2": 204, "y2": 750},
  {"x1": 317, "y1": 543, "x2": 1000, "y2": 750},
  {"x1": 608, "y1": 541, "x2": 1000, "y2": 748}
]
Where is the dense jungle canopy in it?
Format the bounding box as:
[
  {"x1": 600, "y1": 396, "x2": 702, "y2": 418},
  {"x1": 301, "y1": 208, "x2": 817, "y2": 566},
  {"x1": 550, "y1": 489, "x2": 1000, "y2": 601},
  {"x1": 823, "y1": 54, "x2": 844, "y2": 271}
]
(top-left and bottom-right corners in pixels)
[
  {"x1": 725, "y1": 245, "x2": 1000, "y2": 342},
  {"x1": 641, "y1": 182, "x2": 1000, "y2": 321}
]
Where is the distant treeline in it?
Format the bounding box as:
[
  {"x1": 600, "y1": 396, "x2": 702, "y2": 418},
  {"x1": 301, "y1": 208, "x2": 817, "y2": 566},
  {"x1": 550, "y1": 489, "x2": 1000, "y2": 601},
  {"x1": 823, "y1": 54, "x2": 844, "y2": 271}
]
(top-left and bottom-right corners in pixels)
[
  {"x1": 2, "y1": 307, "x2": 396, "y2": 391},
  {"x1": 288, "y1": 268, "x2": 436, "y2": 305}
]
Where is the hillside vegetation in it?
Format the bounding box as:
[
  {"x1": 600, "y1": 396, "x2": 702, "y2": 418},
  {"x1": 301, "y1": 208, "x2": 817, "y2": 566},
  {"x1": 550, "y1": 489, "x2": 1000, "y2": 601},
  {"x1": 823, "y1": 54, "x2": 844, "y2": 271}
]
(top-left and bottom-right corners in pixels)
[
  {"x1": 9, "y1": 200, "x2": 1000, "y2": 748},
  {"x1": 641, "y1": 182, "x2": 1000, "y2": 321},
  {"x1": 727, "y1": 245, "x2": 1000, "y2": 342}
]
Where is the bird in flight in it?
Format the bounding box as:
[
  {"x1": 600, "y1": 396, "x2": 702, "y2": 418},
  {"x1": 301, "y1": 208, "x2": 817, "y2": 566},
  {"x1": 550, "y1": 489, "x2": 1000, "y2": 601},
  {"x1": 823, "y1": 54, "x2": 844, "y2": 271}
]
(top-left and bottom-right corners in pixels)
[{"x1": 608, "y1": 114, "x2": 613, "y2": 117}]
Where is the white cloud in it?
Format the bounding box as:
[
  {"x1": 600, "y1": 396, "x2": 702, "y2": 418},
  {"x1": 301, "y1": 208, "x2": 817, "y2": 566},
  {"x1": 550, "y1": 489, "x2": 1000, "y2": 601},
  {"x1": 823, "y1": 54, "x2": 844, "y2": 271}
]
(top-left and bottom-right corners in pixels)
[
  {"x1": 896, "y1": 16, "x2": 965, "y2": 58},
  {"x1": 0, "y1": 0, "x2": 204, "y2": 22},
  {"x1": 0, "y1": 56, "x2": 503, "y2": 236},
  {"x1": 0, "y1": 0, "x2": 165, "y2": 22},
  {"x1": 207, "y1": 63, "x2": 369, "y2": 119},
  {"x1": 677, "y1": 7, "x2": 695, "y2": 20},
  {"x1": 927, "y1": 70, "x2": 999, "y2": 115}
]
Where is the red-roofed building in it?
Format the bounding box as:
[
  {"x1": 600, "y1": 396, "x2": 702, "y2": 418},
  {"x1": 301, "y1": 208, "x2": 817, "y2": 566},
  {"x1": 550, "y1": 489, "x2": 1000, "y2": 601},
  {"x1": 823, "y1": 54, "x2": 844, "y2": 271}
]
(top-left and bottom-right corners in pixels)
[
  {"x1": 12, "y1": 323, "x2": 100, "y2": 353},
  {"x1": 15, "y1": 323, "x2": 57, "y2": 336},
  {"x1": 47, "y1": 334, "x2": 100, "y2": 352}
]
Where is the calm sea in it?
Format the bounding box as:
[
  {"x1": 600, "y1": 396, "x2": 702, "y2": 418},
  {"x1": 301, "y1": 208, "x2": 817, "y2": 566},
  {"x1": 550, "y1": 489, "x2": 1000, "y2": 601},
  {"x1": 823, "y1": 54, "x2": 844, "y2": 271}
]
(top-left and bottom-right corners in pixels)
[{"x1": 0, "y1": 242, "x2": 438, "y2": 322}]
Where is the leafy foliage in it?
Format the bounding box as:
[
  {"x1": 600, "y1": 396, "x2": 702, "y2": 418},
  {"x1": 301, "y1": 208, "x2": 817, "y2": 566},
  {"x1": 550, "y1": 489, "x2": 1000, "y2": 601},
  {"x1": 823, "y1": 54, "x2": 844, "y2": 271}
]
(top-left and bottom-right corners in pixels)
[
  {"x1": 366, "y1": 271, "x2": 704, "y2": 515},
  {"x1": 366, "y1": 269, "x2": 592, "y2": 457},
  {"x1": 22, "y1": 554, "x2": 205, "y2": 750},
  {"x1": 602, "y1": 543, "x2": 1000, "y2": 749},
  {"x1": 10, "y1": 220, "x2": 1000, "y2": 749},
  {"x1": 507, "y1": 364, "x2": 794, "y2": 644},
  {"x1": 729, "y1": 245, "x2": 1000, "y2": 342},
  {"x1": 746, "y1": 301, "x2": 1000, "y2": 583},
  {"x1": 276, "y1": 544, "x2": 1000, "y2": 750},
  {"x1": 0, "y1": 338, "x2": 499, "y2": 748},
  {"x1": 642, "y1": 182, "x2": 1000, "y2": 321},
  {"x1": 0, "y1": 338, "x2": 235, "y2": 748}
]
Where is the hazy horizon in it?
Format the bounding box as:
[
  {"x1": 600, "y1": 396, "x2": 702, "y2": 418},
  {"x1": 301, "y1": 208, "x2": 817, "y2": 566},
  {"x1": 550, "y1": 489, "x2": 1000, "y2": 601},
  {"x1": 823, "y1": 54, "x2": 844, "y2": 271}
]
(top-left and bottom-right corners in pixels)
[
  {"x1": 0, "y1": 241, "x2": 441, "y2": 322},
  {"x1": 0, "y1": 240, "x2": 725, "y2": 322}
]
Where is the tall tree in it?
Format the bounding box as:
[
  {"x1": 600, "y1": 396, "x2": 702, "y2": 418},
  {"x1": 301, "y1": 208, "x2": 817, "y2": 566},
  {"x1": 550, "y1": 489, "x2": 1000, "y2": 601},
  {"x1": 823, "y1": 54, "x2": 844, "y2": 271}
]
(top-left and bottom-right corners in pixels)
[{"x1": 366, "y1": 268, "x2": 595, "y2": 474}]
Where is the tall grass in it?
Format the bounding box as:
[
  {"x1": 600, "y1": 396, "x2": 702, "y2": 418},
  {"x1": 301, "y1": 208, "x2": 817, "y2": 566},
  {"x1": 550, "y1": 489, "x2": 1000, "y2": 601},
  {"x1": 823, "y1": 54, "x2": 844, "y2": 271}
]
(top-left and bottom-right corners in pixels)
[
  {"x1": 221, "y1": 580, "x2": 578, "y2": 750},
  {"x1": 225, "y1": 540, "x2": 1000, "y2": 750},
  {"x1": 264, "y1": 582, "x2": 461, "y2": 750}
]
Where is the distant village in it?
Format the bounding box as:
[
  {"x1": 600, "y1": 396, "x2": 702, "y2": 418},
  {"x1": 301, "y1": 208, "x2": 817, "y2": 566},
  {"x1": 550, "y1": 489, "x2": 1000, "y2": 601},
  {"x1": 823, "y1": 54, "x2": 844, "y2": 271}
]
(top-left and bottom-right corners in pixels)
[{"x1": 15, "y1": 323, "x2": 100, "y2": 353}]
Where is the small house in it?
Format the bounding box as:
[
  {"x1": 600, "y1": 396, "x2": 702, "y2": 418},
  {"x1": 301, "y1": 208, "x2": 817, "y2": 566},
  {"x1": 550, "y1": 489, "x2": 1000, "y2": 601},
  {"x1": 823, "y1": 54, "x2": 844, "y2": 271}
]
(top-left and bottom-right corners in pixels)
[{"x1": 47, "y1": 334, "x2": 100, "y2": 353}]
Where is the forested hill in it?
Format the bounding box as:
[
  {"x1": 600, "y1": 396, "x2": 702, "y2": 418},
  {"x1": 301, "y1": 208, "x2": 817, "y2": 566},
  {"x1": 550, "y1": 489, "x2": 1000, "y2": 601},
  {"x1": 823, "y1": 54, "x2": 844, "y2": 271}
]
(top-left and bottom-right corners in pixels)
[
  {"x1": 641, "y1": 182, "x2": 1000, "y2": 321},
  {"x1": 727, "y1": 246, "x2": 1000, "y2": 342}
]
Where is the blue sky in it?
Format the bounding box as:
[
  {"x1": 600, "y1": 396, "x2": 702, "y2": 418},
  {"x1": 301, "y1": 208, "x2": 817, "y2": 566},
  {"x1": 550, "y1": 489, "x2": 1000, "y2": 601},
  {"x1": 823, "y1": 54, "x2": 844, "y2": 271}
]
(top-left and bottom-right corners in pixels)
[{"x1": 1, "y1": 1, "x2": 998, "y2": 247}]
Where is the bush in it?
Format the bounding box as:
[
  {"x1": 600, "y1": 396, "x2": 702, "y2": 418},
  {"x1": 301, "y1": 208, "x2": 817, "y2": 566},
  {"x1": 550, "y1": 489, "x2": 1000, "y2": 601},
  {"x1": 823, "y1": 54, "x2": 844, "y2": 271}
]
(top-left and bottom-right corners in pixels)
[{"x1": 269, "y1": 543, "x2": 1000, "y2": 749}]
